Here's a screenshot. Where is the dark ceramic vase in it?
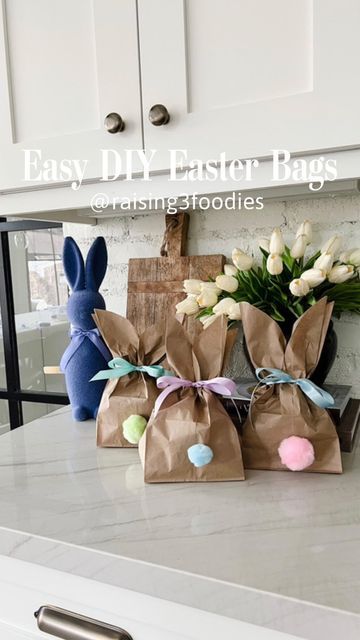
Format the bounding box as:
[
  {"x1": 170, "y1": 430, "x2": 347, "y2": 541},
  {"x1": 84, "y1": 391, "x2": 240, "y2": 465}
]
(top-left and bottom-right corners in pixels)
[{"x1": 243, "y1": 320, "x2": 337, "y2": 386}]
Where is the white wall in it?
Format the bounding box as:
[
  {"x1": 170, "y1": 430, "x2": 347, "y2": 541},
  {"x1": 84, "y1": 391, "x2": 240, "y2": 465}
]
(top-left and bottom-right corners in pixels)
[{"x1": 64, "y1": 194, "x2": 360, "y2": 394}]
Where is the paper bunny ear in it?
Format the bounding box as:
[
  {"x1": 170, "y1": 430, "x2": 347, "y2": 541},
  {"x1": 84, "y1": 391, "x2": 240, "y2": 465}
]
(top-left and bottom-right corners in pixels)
[
  {"x1": 285, "y1": 298, "x2": 334, "y2": 377},
  {"x1": 140, "y1": 324, "x2": 166, "y2": 365},
  {"x1": 240, "y1": 302, "x2": 286, "y2": 369},
  {"x1": 85, "y1": 237, "x2": 107, "y2": 292},
  {"x1": 193, "y1": 315, "x2": 228, "y2": 379},
  {"x1": 93, "y1": 309, "x2": 139, "y2": 359},
  {"x1": 63, "y1": 237, "x2": 85, "y2": 291},
  {"x1": 165, "y1": 316, "x2": 196, "y2": 380}
]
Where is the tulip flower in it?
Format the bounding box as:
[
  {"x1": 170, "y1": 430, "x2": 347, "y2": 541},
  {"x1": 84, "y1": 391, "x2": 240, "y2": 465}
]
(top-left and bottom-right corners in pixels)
[
  {"x1": 224, "y1": 264, "x2": 238, "y2": 277},
  {"x1": 232, "y1": 248, "x2": 253, "y2": 271},
  {"x1": 321, "y1": 235, "x2": 342, "y2": 255},
  {"x1": 339, "y1": 250, "x2": 352, "y2": 264},
  {"x1": 228, "y1": 302, "x2": 242, "y2": 320},
  {"x1": 289, "y1": 278, "x2": 310, "y2": 296},
  {"x1": 328, "y1": 264, "x2": 355, "y2": 283},
  {"x1": 300, "y1": 268, "x2": 326, "y2": 287},
  {"x1": 314, "y1": 252, "x2": 334, "y2": 274},
  {"x1": 296, "y1": 220, "x2": 312, "y2": 243},
  {"x1": 213, "y1": 297, "x2": 237, "y2": 316},
  {"x1": 197, "y1": 287, "x2": 219, "y2": 308},
  {"x1": 258, "y1": 237, "x2": 270, "y2": 252},
  {"x1": 266, "y1": 253, "x2": 283, "y2": 275},
  {"x1": 349, "y1": 248, "x2": 360, "y2": 267},
  {"x1": 200, "y1": 314, "x2": 218, "y2": 329},
  {"x1": 183, "y1": 279, "x2": 203, "y2": 295},
  {"x1": 290, "y1": 234, "x2": 307, "y2": 259},
  {"x1": 215, "y1": 274, "x2": 239, "y2": 293},
  {"x1": 201, "y1": 281, "x2": 222, "y2": 295},
  {"x1": 269, "y1": 228, "x2": 285, "y2": 254},
  {"x1": 175, "y1": 296, "x2": 199, "y2": 315}
]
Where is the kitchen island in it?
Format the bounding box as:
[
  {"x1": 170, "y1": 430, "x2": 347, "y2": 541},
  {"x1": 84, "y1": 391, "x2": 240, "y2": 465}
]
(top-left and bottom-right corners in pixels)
[{"x1": 0, "y1": 406, "x2": 359, "y2": 639}]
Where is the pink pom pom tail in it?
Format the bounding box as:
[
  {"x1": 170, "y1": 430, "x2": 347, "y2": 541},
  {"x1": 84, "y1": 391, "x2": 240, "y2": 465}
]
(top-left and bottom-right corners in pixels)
[{"x1": 278, "y1": 436, "x2": 315, "y2": 471}]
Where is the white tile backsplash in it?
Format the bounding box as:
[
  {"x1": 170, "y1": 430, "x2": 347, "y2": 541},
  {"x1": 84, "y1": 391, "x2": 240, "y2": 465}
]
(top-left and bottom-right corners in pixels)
[{"x1": 64, "y1": 194, "x2": 360, "y2": 394}]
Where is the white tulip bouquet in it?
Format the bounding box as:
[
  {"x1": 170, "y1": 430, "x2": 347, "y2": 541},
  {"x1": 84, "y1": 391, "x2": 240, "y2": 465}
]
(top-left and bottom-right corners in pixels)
[{"x1": 176, "y1": 220, "x2": 360, "y2": 327}]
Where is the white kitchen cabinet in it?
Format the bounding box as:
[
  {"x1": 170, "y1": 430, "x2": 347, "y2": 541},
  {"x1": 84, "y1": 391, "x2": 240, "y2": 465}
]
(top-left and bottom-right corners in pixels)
[
  {"x1": 0, "y1": 624, "x2": 36, "y2": 640},
  {"x1": 2, "y1": 0, "x2": 360, "y2": 217},
  {"x1": 0, "y1": 0, "x2": 142, "y2": 191},
  {"x1": 139, "y1": 0, "x2": 360, "y2": 168},
  {"x1": 0, "y1": 556, "x2": 300, "y2": 640}
]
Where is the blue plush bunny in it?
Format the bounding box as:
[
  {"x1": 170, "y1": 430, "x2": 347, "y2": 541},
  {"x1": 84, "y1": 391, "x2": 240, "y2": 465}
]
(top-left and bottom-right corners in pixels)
[{"x1": 60, "y1": 236, "x2": 111, "y2": 421}]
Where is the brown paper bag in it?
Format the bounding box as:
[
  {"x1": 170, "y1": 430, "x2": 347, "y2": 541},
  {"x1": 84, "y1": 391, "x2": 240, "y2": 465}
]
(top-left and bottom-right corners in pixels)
[
  {"x1": 139, "y1": 315, "x2": 245, "y2": 482},
  {"x1": 93, "y1": 310, "x2": 166, "y2": 447},
  {"x1": 240, "y1": 298, "x2": 342, "y2": 474}
]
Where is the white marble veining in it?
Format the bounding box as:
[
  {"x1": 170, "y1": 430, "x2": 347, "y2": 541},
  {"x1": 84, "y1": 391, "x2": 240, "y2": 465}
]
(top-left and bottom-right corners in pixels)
[{"x1": 0, "y1": 407, "x2": 359, "y2": 639}]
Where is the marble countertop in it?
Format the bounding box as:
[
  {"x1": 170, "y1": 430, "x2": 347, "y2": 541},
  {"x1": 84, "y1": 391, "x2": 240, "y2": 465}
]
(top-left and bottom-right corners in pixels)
[{"x1": 0, "y1": 407, "x2": 359, "y2": 640}]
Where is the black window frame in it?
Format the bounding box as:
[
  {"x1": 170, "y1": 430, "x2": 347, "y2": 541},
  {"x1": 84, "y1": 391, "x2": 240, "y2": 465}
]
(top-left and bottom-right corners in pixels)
[{"x1": 0, "y1": 218, "x2": 69, "y2": 429}]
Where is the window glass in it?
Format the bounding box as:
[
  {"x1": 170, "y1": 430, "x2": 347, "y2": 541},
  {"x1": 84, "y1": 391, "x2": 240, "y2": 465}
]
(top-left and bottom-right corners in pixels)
[{"x1": 9, "y1": 228, "x2": 69, "y2": 394}]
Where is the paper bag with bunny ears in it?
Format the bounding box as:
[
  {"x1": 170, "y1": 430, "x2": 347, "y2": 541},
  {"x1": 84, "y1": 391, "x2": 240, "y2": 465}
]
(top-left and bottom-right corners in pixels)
[
  {"x1": 240, "y1": 299, "x2": 342, "y2": 474},
  {"x1": 93, "y1": 310, "x2": 166, "y2": 447},
  {"x1": 138, "y1": 314, "x2": 245, "y2": 482}
]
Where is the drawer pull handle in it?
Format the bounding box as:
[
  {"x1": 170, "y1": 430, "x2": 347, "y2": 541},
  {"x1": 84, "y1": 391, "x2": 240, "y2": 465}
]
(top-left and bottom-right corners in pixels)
[
  {"x1": 35, "y1": 605, "x2": 133, "y2": 640},
  {"x1": 104, "y1": 112, "x2": 125, "y2": 133},
  {"x1": 148, "y1": 104, "x2": 170, "y2": 126}
]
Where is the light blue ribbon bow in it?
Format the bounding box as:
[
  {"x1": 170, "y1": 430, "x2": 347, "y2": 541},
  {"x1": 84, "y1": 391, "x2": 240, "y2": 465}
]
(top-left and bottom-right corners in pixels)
[
  {"x1": 90, "y1": 357, "x2": 169, "y2": 382},
  {"x1": 255, "y1": 367, "x2": 334, "y2": 409},
  {"x1": 60, "y1": 327, "x2": 110, "y2": 372}
]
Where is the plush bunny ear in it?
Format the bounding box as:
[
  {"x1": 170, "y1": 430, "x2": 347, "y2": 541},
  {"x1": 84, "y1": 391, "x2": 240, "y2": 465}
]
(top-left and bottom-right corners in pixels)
[
  {"x1": 63, "y1": 237, "x2": 85, "y2": 291},
  {"x1": 240, "y1": 302, "x2": 286, "y2": 369},
  {"x1": 85, "y1": 237, "x2": 107, "y2": 292}
]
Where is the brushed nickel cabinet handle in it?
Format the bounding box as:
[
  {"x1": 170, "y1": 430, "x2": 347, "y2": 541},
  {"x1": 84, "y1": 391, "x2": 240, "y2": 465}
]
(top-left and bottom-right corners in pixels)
[
  {"x1": 35, "y1": 605, "x2": 133, "y2": 640},
  {"x1": 104, "y1": 112, "x2": 125, "y2": 133},
  {"x1": 148, "y1": 104, "x2": 170, "y2": 126}
]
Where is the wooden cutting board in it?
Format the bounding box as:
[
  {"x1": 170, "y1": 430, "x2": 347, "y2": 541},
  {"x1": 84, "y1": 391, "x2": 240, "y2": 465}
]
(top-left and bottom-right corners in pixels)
[{"x1": 126, "y1": 212, "x2": 225, "y2": 334}]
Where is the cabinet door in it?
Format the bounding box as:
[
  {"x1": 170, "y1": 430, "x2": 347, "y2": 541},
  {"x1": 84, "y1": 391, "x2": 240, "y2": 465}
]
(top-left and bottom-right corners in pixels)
[
  {"x1": 0, "y1": 556, "x2": 302, "y2": 640},
  {"x1": 139, "y1": 0, "x2": 360, "y2": 169},
  {"x1": 0, "y1": 0, "x2": 142, "y2": 191},
  {"x1": 0, "y1": 623, "x2": 36, "y2": 640}
]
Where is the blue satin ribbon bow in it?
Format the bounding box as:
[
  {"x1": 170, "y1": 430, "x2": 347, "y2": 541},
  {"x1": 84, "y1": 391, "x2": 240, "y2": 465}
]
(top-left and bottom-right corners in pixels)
[
  {"x1": 255, "y1": 367, "x2": 334, "y2": 409},
  {"x1": 90, "y1": 357, "x2": 169, "y2": 382},
  {"x1": 60, "y1": 327, "x2": 110, "y2": 372}
]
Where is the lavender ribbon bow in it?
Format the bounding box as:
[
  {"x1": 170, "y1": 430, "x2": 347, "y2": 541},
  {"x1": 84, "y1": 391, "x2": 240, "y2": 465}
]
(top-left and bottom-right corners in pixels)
[
  {"x1": 154, "y1": 375, "x2": 236, "y2": 416},
  {"x1": 60, "y1": 327, "x2": 110, "y2": 372}
]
